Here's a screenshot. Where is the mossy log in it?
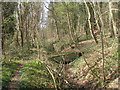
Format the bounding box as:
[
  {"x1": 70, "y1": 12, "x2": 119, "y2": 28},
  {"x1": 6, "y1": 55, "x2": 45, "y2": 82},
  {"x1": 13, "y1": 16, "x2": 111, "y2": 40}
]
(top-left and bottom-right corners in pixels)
[{"x1": 48, "y1": 51, "x2": 82, "y2": 64}]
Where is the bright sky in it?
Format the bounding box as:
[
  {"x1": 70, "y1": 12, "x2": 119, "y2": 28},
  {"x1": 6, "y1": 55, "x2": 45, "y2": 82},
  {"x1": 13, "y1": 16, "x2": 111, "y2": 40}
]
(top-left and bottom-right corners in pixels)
[{"x1": 40, "y1": 0, "x2": 50, "y2": 28}]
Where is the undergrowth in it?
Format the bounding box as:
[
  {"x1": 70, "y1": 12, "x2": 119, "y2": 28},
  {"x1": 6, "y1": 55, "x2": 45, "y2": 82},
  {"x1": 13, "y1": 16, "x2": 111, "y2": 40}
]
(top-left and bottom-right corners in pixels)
[
  {"x1": 67, "y1": 38, "x2": 118, "y2": 88},
  {"x1": 18, "y1": 60, "x2": 54, "y2": 89},
  {"x1": 2, "y1": 58, "x2": 21, "y2": 88}
]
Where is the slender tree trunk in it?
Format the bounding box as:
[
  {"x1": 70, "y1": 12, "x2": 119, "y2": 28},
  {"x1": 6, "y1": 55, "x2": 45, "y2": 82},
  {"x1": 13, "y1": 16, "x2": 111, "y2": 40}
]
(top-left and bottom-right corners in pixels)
[
  {"x1": 98, "y1": 2, "x2": 105, "y2": 87},
  {"x1": 90, "y1": 2, "x2": 106, "y2": 87},
  {"x1": 12, "y1": 7, "x2": 20, "y2": 47},
  {"x1": 25, "y1": 16, "x2": 30, "y2": 50},
  {"x1": 118, "y1": 2, "x2": 120, "y2": 89},
  {"x1": 51, "y1": 2, "x2": 60, "y2": 40},
  {"x1": 109, "y1": 2, "x2": 117, "y2": 38},
  {"x1": 84, "y1": 20, "x2": 90, "y2": 39},
  {"x1": 0, "y1": 3, "x2": 2, "y2": 57},
  {"x1": 0, "y1": 4, "x2": 2, "y2": 90},
  {"x1": 1, "y1": 16, "x2": 5, "y2": 55},
  {"x1": 20, "y1": 30, "x2": 24, "y2": 47},
  {"x1": 84, "y1": 1, "x2": 98, "y2": 44},
  {"x1": 18, "y1": 3, "x2": 24, "y2": 47},
  {"x1": 63, "y1": 2, "x2": 75, "y2": 42}
]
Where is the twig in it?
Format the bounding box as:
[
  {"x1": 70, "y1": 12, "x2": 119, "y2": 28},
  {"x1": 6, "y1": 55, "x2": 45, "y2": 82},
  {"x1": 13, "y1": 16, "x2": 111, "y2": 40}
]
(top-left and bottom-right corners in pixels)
[{"x1": 46, "y1": 65, "x2": 57, "y2": 90}]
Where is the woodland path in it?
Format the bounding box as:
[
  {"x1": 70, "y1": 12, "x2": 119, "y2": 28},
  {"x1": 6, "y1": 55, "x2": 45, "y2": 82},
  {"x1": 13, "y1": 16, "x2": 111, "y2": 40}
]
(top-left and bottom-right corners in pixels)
[
  {"x1": 8, "y1": 60, "x2": 32, "y2": 90},
  {"x1": 7, "y1": 39, "x2": 94, "y2": 90},
  {"x1": 7, "y1": 39, "x2": 118, "y2": 89}
]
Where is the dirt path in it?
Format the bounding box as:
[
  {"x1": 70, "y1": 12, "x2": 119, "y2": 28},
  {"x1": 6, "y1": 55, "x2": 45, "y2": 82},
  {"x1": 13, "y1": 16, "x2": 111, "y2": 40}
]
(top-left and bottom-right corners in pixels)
[{"x1": 8, "y1": 60, "x2": 32, "y2": 90}]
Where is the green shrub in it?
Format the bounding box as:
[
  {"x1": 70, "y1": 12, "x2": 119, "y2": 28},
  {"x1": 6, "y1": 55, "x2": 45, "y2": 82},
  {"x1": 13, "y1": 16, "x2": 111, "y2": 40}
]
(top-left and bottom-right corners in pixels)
[
  {"x1": 19, "y1": 60, "x2": 54, "y2": 88},
  {"x1": 2, "y1": 59, "x2": 20, "y2": 88}
]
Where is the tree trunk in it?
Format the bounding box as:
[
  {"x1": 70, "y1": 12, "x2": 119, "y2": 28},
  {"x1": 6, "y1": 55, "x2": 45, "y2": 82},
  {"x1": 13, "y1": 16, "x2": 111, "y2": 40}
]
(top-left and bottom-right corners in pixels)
[
  {"x1": 20, "y1": 30, "x2": 24, "y2": 47},
  {"x1": 51, "y1": 2, "x2": 60, "y2": 40},
  {"x1": 118, "y1": 3, "x2": 120, "y2": 89},
  {"x1": 0, "y1": 4, "x2": 2, "y2": 57},
  {"x1": 63, "y1": 2, "x2": 75, "y2": 43},
  {"x1": 109, "y1": 2, "x2": 117, "y2": 38},
  {"x1": 99, "y1": 2, "x2": 106, "y2": 87},
  {"x1": 84, "y1": 20, "x2": 90, "y2": 39},
  {"x1": 84, "y1": 1, "x2": 98, "y2": 44}
]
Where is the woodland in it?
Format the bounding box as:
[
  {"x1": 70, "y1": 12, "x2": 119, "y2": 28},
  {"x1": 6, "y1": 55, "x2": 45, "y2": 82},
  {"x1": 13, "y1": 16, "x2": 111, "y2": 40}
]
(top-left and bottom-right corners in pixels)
[{"x1": 1, "y1": 1, "x2": 120, "y2": 90}]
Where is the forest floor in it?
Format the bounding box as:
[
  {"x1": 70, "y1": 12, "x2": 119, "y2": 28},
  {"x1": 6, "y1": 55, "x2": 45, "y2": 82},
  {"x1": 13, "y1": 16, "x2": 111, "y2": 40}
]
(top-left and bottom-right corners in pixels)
[
  {"x1": 8, "y1": 60, "x2": 33, "y2": 90},
  {"x1": 3, "y1": 37, "x2": 118, "y2": 89},
  {"x1": 65, "y1": 38, "x2": 118, "y2": 89}
]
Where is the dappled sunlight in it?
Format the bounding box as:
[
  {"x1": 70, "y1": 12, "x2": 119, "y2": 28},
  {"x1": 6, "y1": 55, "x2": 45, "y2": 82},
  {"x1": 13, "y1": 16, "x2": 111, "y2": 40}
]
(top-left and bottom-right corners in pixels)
[{"x1": 1, "y1": 1, "x2": 119, "y2": 89}]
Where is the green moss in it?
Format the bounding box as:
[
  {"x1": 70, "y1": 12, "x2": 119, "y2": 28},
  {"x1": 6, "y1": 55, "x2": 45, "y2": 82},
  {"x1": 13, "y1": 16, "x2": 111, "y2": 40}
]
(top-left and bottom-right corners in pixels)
[
  {"x1": 69, "y1": 57, "x2": 83, "y2": 67},
  {"x1": 48, "y1": 51, "x2": 79, "y2": 58}
]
